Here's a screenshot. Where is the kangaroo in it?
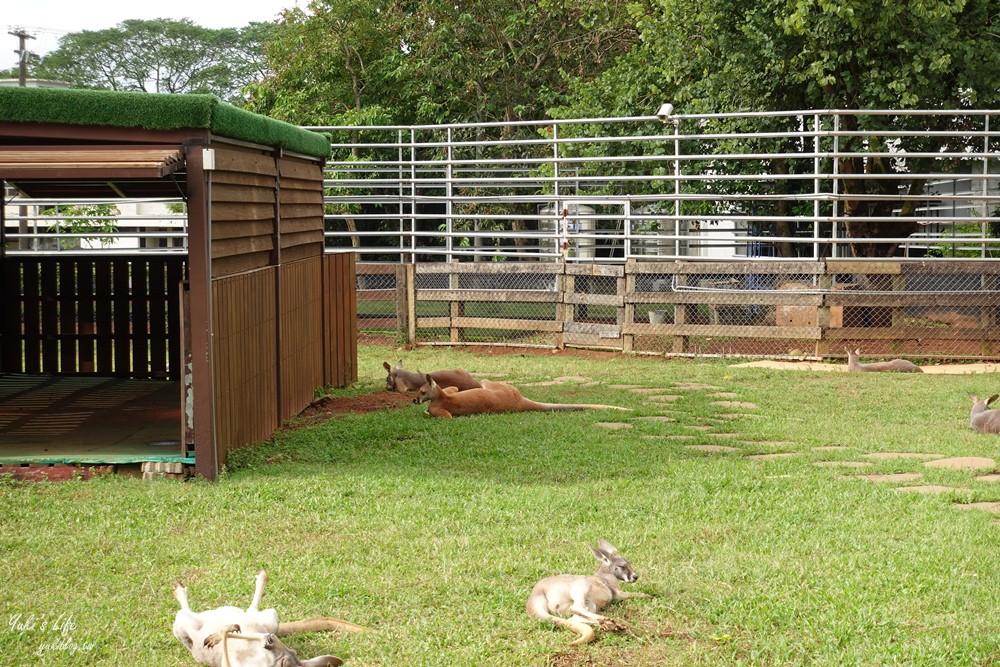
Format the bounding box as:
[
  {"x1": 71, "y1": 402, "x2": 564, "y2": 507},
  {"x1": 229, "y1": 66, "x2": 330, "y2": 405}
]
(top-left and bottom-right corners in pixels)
[
  {"x1": 173, "y1": 570, "x2": 367, "y2": 667},
  {"x1": 969, "y1": 394, "x2": 1000, "y2": 434},
  {"x1": 413, "y1": 376, "x2": 629, "y2": 418},
  {"x1": 846, "y1": 348, "x2": 923, "y2": 373},
  {"x1": 383, "y1": 360, "x2": 482, "y2": 393},
  {"x1": 526, "y1": 539, "x2": 653, "y2": 646}
]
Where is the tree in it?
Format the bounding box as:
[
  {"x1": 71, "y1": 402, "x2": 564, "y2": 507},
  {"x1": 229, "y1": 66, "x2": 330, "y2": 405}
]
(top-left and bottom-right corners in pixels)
[
  {"x1": 35, "y1": 19, "x2": 276, "y2": 104},
  {"x1": 562, "y1": 0, "x2": 1000, "y2": 257}
]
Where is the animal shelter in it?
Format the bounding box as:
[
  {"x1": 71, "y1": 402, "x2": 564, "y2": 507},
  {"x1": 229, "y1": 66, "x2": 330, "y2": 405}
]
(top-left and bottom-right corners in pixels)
[{"x1": 0, "y1": 87, "x2": 357, "y2": 480}]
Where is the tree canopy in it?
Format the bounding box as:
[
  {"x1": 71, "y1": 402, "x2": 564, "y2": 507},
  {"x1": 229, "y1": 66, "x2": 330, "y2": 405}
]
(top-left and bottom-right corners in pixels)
[{"x1": 34, "y1": 19, "x2": 277, "y2": 104}]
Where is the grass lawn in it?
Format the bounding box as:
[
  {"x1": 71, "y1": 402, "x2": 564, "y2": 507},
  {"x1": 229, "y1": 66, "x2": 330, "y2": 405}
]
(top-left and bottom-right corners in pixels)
[{"x1": 2, "y1": 344, "x2": 1000, "y2": 666}]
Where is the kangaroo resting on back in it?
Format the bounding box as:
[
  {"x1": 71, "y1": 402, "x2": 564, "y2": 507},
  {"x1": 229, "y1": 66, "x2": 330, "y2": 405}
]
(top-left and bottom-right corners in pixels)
[
  {"x1": 969, "y1": 394, "x2": 1000, "y2": 434},
  {"x1": 413, "y1": 376, "x2": 630, "y2": 418},
  {"x1": 383, "y1": 360, "x2": 482, "y2": 392},
  {"x1": 846, "y1": 348, "x2": 923, "y2": 373},
  {"x1": 526, "y1": 539, "x2": 652, "y2": 645},
  {"x1": 173, "y1": 570, "x2": 367, "y2": 667}
]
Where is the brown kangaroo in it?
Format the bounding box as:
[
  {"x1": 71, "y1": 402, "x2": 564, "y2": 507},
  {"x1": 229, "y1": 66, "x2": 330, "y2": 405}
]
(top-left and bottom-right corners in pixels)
[
  {"x1": 413, "y1": 375, "x2": 629, "y2": 418},
  {"x1": 846, "y1": 348, "x2": 923, "y2": 373},
  {"x1": 383, "y1": 360, "x2": 482, "y2": 392},
  {"x1": 526, "y1": 540, "x2": 652, "y2": 645}
]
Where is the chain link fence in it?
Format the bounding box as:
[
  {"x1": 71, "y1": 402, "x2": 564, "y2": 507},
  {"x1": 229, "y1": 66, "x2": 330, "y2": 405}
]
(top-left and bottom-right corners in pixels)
[{"x1": 358, "y1": 260, "x2": 999, "y2": 360}]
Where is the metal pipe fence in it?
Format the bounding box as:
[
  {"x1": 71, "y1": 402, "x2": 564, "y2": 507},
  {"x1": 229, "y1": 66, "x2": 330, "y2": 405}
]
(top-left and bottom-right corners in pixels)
[{"x1": 312, "y1": 109, "x2": 1000, "y2": 263}]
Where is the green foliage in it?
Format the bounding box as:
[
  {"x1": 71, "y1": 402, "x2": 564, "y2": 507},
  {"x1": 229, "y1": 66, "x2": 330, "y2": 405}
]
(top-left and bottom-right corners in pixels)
[
  {"x1": 34, "y1": 18, "x2": 276, "y2": 105},
  {"x1": 42, "y1": 203, "x2": 120, "y2": 249}
]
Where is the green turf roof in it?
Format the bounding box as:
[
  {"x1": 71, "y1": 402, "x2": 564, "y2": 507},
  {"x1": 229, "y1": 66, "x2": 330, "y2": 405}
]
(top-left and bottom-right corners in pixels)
[{"x1": 0, "y1": 87, "x2": 330, "y2": 159}]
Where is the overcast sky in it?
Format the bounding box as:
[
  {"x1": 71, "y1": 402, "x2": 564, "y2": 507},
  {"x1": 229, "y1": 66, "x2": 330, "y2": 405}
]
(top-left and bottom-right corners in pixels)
[{"x1": 3, "y1": 0, "x2": 302, "y2": 73}]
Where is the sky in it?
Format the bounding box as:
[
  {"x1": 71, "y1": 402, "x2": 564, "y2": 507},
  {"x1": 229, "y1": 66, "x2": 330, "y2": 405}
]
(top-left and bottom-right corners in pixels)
[{"x1": 3, "y1": 0, "x2": 302, "y2": 72}]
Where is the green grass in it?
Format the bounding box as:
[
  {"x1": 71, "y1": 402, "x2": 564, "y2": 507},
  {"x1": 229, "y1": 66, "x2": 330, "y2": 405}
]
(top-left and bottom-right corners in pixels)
[{"x1": 3, "y1": 345, "x2": 1000, "y2": 666}]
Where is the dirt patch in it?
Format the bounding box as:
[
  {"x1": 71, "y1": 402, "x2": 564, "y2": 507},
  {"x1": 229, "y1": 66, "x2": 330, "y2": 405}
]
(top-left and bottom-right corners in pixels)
[
  {"x1": 297, "y1": 392, "x2": 412, "y2": 422},
  {"x1": 732, "y1": 360, "x2": 1000, "y2": 375}
]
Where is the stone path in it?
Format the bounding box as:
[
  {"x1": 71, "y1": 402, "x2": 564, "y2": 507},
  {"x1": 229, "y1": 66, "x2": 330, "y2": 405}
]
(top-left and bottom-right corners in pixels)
[{"x1": 601, "y1": 379, "x2": 1000, "y2": 519}]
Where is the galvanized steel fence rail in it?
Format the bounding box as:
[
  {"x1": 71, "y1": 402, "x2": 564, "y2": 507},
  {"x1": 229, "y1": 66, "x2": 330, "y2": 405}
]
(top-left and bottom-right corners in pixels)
[{"x1": 328, "y1": 109, "x2": 1000, "y2": 360}]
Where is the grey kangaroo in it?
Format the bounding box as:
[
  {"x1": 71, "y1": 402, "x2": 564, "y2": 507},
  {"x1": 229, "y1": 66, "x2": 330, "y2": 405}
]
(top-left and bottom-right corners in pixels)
[
  {"x1": 173, "y1": 570, "x2": 367, "y2": 667},
  {"x1": 526, "y1": 540, "x2": 652, "y2": 645},
  {"x1": 383, "y1": 360, "x2": 481, "y2": 392},
  {"x1": 969, "y1": 394, "x2": 1000, "y2": 434},
  {"x1": 846, "y1": 348, "x2": 923, "y2": 373}
]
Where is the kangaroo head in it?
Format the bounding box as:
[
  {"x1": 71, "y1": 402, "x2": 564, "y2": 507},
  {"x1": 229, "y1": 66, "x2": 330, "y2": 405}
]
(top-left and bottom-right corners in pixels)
[
  {"x1": 413, "y1": 374, "x2": 439, "y2": 404},
  {"x1": 266, "y1": 635, "x2": 342, "y2": 667},
  {"x1": 590, "y1": 539, "x2": 639, "y2": 584},
  {"x1": 970, "y1": 394, "x2": 999, "y2": 414},
  {"x1": 383, "y1": 360, "x2": 402, "y2": 391},
  {"x1": 214, "y1": 633, "x2": 342, "y2": 667}
]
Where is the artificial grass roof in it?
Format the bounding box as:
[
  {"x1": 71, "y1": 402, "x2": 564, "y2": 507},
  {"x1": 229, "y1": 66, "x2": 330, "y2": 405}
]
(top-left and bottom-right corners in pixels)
[{"x1": 0, "y1": 87, "x2": 330, "y2": 159}]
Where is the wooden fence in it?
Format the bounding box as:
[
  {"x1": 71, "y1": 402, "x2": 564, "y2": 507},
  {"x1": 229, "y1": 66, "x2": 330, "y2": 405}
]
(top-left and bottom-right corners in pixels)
[
  {"x1": 357, "y1": 260, "x2": 1000, "y2": 359},
  {"x1": 1, "y1": 256, "x2": 184, "y2": 378}
]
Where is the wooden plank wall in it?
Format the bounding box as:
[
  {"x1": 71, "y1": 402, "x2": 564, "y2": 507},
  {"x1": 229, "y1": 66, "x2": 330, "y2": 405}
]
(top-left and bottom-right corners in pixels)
[
  {"x1": 210, "y1": 145, "x2": 278, "y2": 277},
  {"x1": 1, "y1": 256, "x2": 184, "y2": 378},
  {"x1": 279, "y1": 256, "x2": 325, "y2": 420},
  {"x1": 210, "y1": 268, "x2": 278, "y2": 468},
  {"x1": 324, "y1": 253, "x2": 358, "y2": 388}
]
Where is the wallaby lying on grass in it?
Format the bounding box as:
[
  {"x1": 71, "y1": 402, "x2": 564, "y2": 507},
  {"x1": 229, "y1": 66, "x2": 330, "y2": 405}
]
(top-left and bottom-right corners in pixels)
[
  {"x1": 413, "y1": 376, "x2": 629, "y2": 418},
  {"x1": 969, "y1": 394, "x2": 1000, "y2": 434},
  {"x1": 173, "y1": 570, "x2": 367, "y2": 667},
  {"x1": 846, "y1": 348, "x2": 923, "y2": 373},
  {"x1": 526, "y1": 539, "x2": 653, "y2": 646},
  {"x1": 383, "y1": 360, "x2": 482, "y2": 392}
]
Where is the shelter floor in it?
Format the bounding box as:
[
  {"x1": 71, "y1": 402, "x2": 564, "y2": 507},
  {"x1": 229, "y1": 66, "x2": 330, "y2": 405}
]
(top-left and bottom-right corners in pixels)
[{"x1": 0, "y1": 375, "x2": 191, "y2": 465}]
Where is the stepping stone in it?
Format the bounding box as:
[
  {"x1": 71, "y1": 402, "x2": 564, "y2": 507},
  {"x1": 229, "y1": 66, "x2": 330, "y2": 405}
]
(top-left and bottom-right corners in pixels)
[
  {"x1": 924, "y1": 457, "x2": 996, "y2": 471},
  {"x1": 631, "y1": 388, "x2": 673, "y2": 395},
  {"x1": 632, "y1": 416, "x2": 677, "y2": 423},
  {"x1": 709, "y1": 392, "x2": 739, "y2": 398},
  {"x1": 709, "y1": 433, "x2": 741, "y2": 438},
  {"x1": 609, "y1": 384, "x2": 640, "y2": 389},
  {"x1": 896, "y1": 485, "x2": 970, "y2": 494},
  {"x1": 685, "y1": 425, "x2": 715, "y2": 432},
  {"x1": 862, "y1": 452, "x2": 944, "y2": 461},
  {"x1": 686, "y1": 445, "x2": 740, "y2": 453},
  {"x1": 580, "y1": 382, "x2": 601, "y2": 388},
  {"x1": 954, "y1": 502, "x2": 1000, "y2": 514},
  {"x1": 857, "y1": 473, "x2": 922, "y2": 483},
  {"x1": 976, "y1": 474, "x2": 1000, "y2": 482},
  {"x1": 555, "y1": 376, "x2": 590, "y2": 383},
  {"x1": 649, "y1": 395, "x2": 683, "y2": 402},
  {"x1": 595, "y1": 422, "x2": 632, "y2": 430},
  {"x1": 712, "y1": 401, "x2": 757, "y2": 409},
  {"x1": 715, "y1": 413, "x2": 750, "y2": 420},
  {"x1": 814, "y1": 461, "x2": 870, "y2": 468},
  {"x1": 813, "y1": 446, "x2": 850, "y2": 451},
  {"x1": 664, "y1": 435, "x2": 697, "y2": 441},
  {"x1": 746, "y1": 453, "x2": 798, "y2": 461},
  {"x1": 672, "y1": 383, "x2": 721, "y2": 390},
  {"x1": 744, "y1": 440, "x2": 794, "y2": 447}
]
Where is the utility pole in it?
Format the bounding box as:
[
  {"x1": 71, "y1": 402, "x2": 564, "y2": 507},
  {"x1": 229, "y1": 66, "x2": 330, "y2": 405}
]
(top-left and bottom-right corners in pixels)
[
  {"x1": 9, "y1": 28, "x2": 36, "y2": 249},
  {"x1": 10, "y1": 27, "x2": 36, "y2": 87}
]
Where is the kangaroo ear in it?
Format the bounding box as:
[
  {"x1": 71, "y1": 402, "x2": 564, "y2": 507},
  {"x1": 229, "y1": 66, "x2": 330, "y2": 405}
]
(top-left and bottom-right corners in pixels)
[
  {"x1": 425, "y1": 374, "x2": 435, "y2": 386},
  {"x1": 396, "y1": 359, "x2": 404, "y2": 369},
  {"x1": 597, "y1": 539, "x2": 619, "y2": 557},
  {"x1": 854, "y1": 348, "x2": 861, "y2": 355},
  {"x1": 589, "y1": 545, "x2": 612, "y2": 564},
  {"x1": 970, "y1": 394, "x2": 979, "y2": 401},
  {"x1": 383, "y1": 362, "x2": 392, "y2": 372},
  {"x1": 988, "y1": 395, "x2": 999, "y2": 405}
]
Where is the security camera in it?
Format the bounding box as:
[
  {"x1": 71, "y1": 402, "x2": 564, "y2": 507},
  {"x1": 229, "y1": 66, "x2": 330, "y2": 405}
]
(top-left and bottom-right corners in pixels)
[{"x1": 656, "y1": 103, "x2": 674, "y2": 121}]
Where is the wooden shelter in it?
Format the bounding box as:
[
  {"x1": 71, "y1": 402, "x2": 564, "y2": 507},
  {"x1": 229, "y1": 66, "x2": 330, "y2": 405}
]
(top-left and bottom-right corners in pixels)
[{"x1": 0, "y1": 88, "x2": 357, "y2": 480}]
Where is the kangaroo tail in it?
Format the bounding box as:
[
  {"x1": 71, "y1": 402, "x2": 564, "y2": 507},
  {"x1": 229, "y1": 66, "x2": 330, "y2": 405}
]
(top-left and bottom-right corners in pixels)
[
  {"x1": 527, "y1": 595, "x2": 597, "y2": 645},
  {"x1": 277, "y1": 618, "x2": 370, "y2": 636},
  {"x1": 536, "y1": 403, "x2": 631, "y2": 412}
]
